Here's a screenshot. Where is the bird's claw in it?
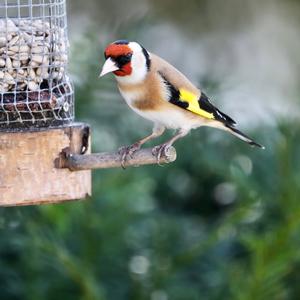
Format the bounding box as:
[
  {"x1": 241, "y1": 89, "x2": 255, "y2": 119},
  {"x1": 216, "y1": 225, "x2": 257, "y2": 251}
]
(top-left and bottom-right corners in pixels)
[
  {"x1": 118, "y1": 142, "x2": 141, "y2": 169},
  {"x1": 152, "y1": 143, "x2": 170, "y2": 166}
]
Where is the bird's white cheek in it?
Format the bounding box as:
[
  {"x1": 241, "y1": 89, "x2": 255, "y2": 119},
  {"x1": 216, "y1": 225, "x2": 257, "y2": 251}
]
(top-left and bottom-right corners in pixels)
[
  {"x1": 114, "y1": 50, "x2": 148, "y2": 85},
  {"x1": 134, "y1": 54, "x2": 144, "y2": 66}
]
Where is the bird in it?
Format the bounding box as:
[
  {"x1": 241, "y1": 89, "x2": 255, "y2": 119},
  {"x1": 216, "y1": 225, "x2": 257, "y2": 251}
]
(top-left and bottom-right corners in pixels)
[{"x1": 99, "y1": 40, "x2": 264, "y2": 167}]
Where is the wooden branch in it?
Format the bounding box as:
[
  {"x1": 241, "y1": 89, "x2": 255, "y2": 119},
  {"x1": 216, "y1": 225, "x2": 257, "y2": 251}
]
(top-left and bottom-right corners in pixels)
[{"x1": 59, "y1": 147, "x2": 177, "y2": 171}]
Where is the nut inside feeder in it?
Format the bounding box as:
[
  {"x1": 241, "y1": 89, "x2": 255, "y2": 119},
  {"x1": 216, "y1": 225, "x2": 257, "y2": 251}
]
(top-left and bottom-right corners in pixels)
[
  {"x1": 0, "y1": 0, "x2": 88, "y2": 207},
  {"x1": 0, "y1": 1, "x2": 74, "y2": 130}
]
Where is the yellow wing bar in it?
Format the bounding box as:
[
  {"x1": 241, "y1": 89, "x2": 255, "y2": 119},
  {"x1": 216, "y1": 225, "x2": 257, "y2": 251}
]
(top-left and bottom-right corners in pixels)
[{"x1": 179, "y1": 89, "x2": 215, "y2": 120}]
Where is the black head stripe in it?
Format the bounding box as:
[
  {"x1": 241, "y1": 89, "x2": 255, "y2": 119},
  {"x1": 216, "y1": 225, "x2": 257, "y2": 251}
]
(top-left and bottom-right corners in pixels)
[
  {"x1": 114, "y1": 39, "x2": 129, "y2": 45},
  {"x1": 141, "y1": 46, "x2": 151, "y2": 71}
]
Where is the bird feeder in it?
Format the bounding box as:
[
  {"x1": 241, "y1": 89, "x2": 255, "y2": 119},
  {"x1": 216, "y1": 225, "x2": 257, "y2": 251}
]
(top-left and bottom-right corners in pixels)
[{"x1": 0, "y1": 0, "x2": 176, "y2": 206}]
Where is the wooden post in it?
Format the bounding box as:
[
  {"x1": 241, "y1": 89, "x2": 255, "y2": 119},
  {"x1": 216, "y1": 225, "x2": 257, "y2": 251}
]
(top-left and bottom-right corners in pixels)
[{"x1": 0, "y1": 123, "x2": 91, "y2": 206}]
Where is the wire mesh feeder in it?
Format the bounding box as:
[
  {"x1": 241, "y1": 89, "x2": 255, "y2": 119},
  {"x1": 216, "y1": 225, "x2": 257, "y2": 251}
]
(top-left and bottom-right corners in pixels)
[
  {"x1": 0, "y1": 0, "x2": 175, "y2": 207},
  {"x1": 0, "y1": 0, "x2": 74, "y2": 130}
]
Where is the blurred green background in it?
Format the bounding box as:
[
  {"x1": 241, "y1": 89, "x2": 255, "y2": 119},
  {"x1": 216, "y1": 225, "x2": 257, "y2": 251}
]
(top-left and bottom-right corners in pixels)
[{"x1": 1, "y1": 0, "x2": 300, "y2": 299}]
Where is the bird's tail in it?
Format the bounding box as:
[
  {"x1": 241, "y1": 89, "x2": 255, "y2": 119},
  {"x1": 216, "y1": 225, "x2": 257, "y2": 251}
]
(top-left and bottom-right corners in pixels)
[{"x1": 225, "y1": 124, "x2": 265, "y2": 149}]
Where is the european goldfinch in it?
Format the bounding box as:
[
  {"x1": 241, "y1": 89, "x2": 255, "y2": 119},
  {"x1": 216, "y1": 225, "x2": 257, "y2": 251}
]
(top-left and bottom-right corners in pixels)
[{"x1": 100, "y1": 40, "x2": 264, "y2": 165}]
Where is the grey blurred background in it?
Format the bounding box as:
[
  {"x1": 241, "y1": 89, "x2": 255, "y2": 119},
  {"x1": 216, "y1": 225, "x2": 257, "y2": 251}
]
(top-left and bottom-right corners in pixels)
[{"x1": 1, "y1": 1, "x2": 300, "y2": 300}]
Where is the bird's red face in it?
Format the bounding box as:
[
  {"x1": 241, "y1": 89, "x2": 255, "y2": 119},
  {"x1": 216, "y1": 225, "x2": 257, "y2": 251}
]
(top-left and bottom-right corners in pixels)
[{"x1": 100, "y1": 40, "x2": 133, "y2": 77}]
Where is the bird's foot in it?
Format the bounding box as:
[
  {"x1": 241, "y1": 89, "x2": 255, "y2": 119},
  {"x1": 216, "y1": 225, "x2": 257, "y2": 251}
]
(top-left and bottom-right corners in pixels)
[
  {"x1": 152, "y1": 143, "x2": 171, "y2": 166},
  {"x1": 118, "y1": 142, "x2": 141, "y2": 169}
]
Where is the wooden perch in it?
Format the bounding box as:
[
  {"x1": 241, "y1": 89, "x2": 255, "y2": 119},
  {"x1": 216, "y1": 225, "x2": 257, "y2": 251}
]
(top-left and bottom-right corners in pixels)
[{"x1": 58, "y1": 147, "x2": 177, "y2": 171}]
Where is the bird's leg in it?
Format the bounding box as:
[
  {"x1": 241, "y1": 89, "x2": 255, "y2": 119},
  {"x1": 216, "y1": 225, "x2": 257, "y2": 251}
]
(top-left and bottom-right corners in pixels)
[
  {"x1": 119, "y1": 124, "x2": 165, "y2": 168},
  {"x1": 152, "y1": 129, "x2": 189, "y2": 164}
]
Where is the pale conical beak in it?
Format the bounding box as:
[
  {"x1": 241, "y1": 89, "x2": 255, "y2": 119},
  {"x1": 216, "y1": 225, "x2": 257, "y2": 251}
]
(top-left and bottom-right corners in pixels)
[{"x1": 99, "y1": 57, "x2": 119, "y2": 77}]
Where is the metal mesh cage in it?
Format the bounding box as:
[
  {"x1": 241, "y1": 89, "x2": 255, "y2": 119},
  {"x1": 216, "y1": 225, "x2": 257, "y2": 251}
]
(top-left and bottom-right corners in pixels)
[{"x1": 0, "y1": 0, "x2": 74, "y2": 130}]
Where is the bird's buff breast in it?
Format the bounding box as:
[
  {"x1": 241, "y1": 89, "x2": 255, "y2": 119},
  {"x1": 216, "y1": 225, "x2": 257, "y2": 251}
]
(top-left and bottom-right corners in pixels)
[{"x1": 119, "y1": 88, "x2": 204, "y2": 130}]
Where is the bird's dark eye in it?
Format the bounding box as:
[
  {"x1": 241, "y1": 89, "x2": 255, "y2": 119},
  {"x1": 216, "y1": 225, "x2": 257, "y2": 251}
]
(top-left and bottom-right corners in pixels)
[
  {"x1": 115, "y1": 53, "x2": 132, "y2": 67},
  {"x1": 124, "y1": 53, "x2": 133, "y2": 60}
]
